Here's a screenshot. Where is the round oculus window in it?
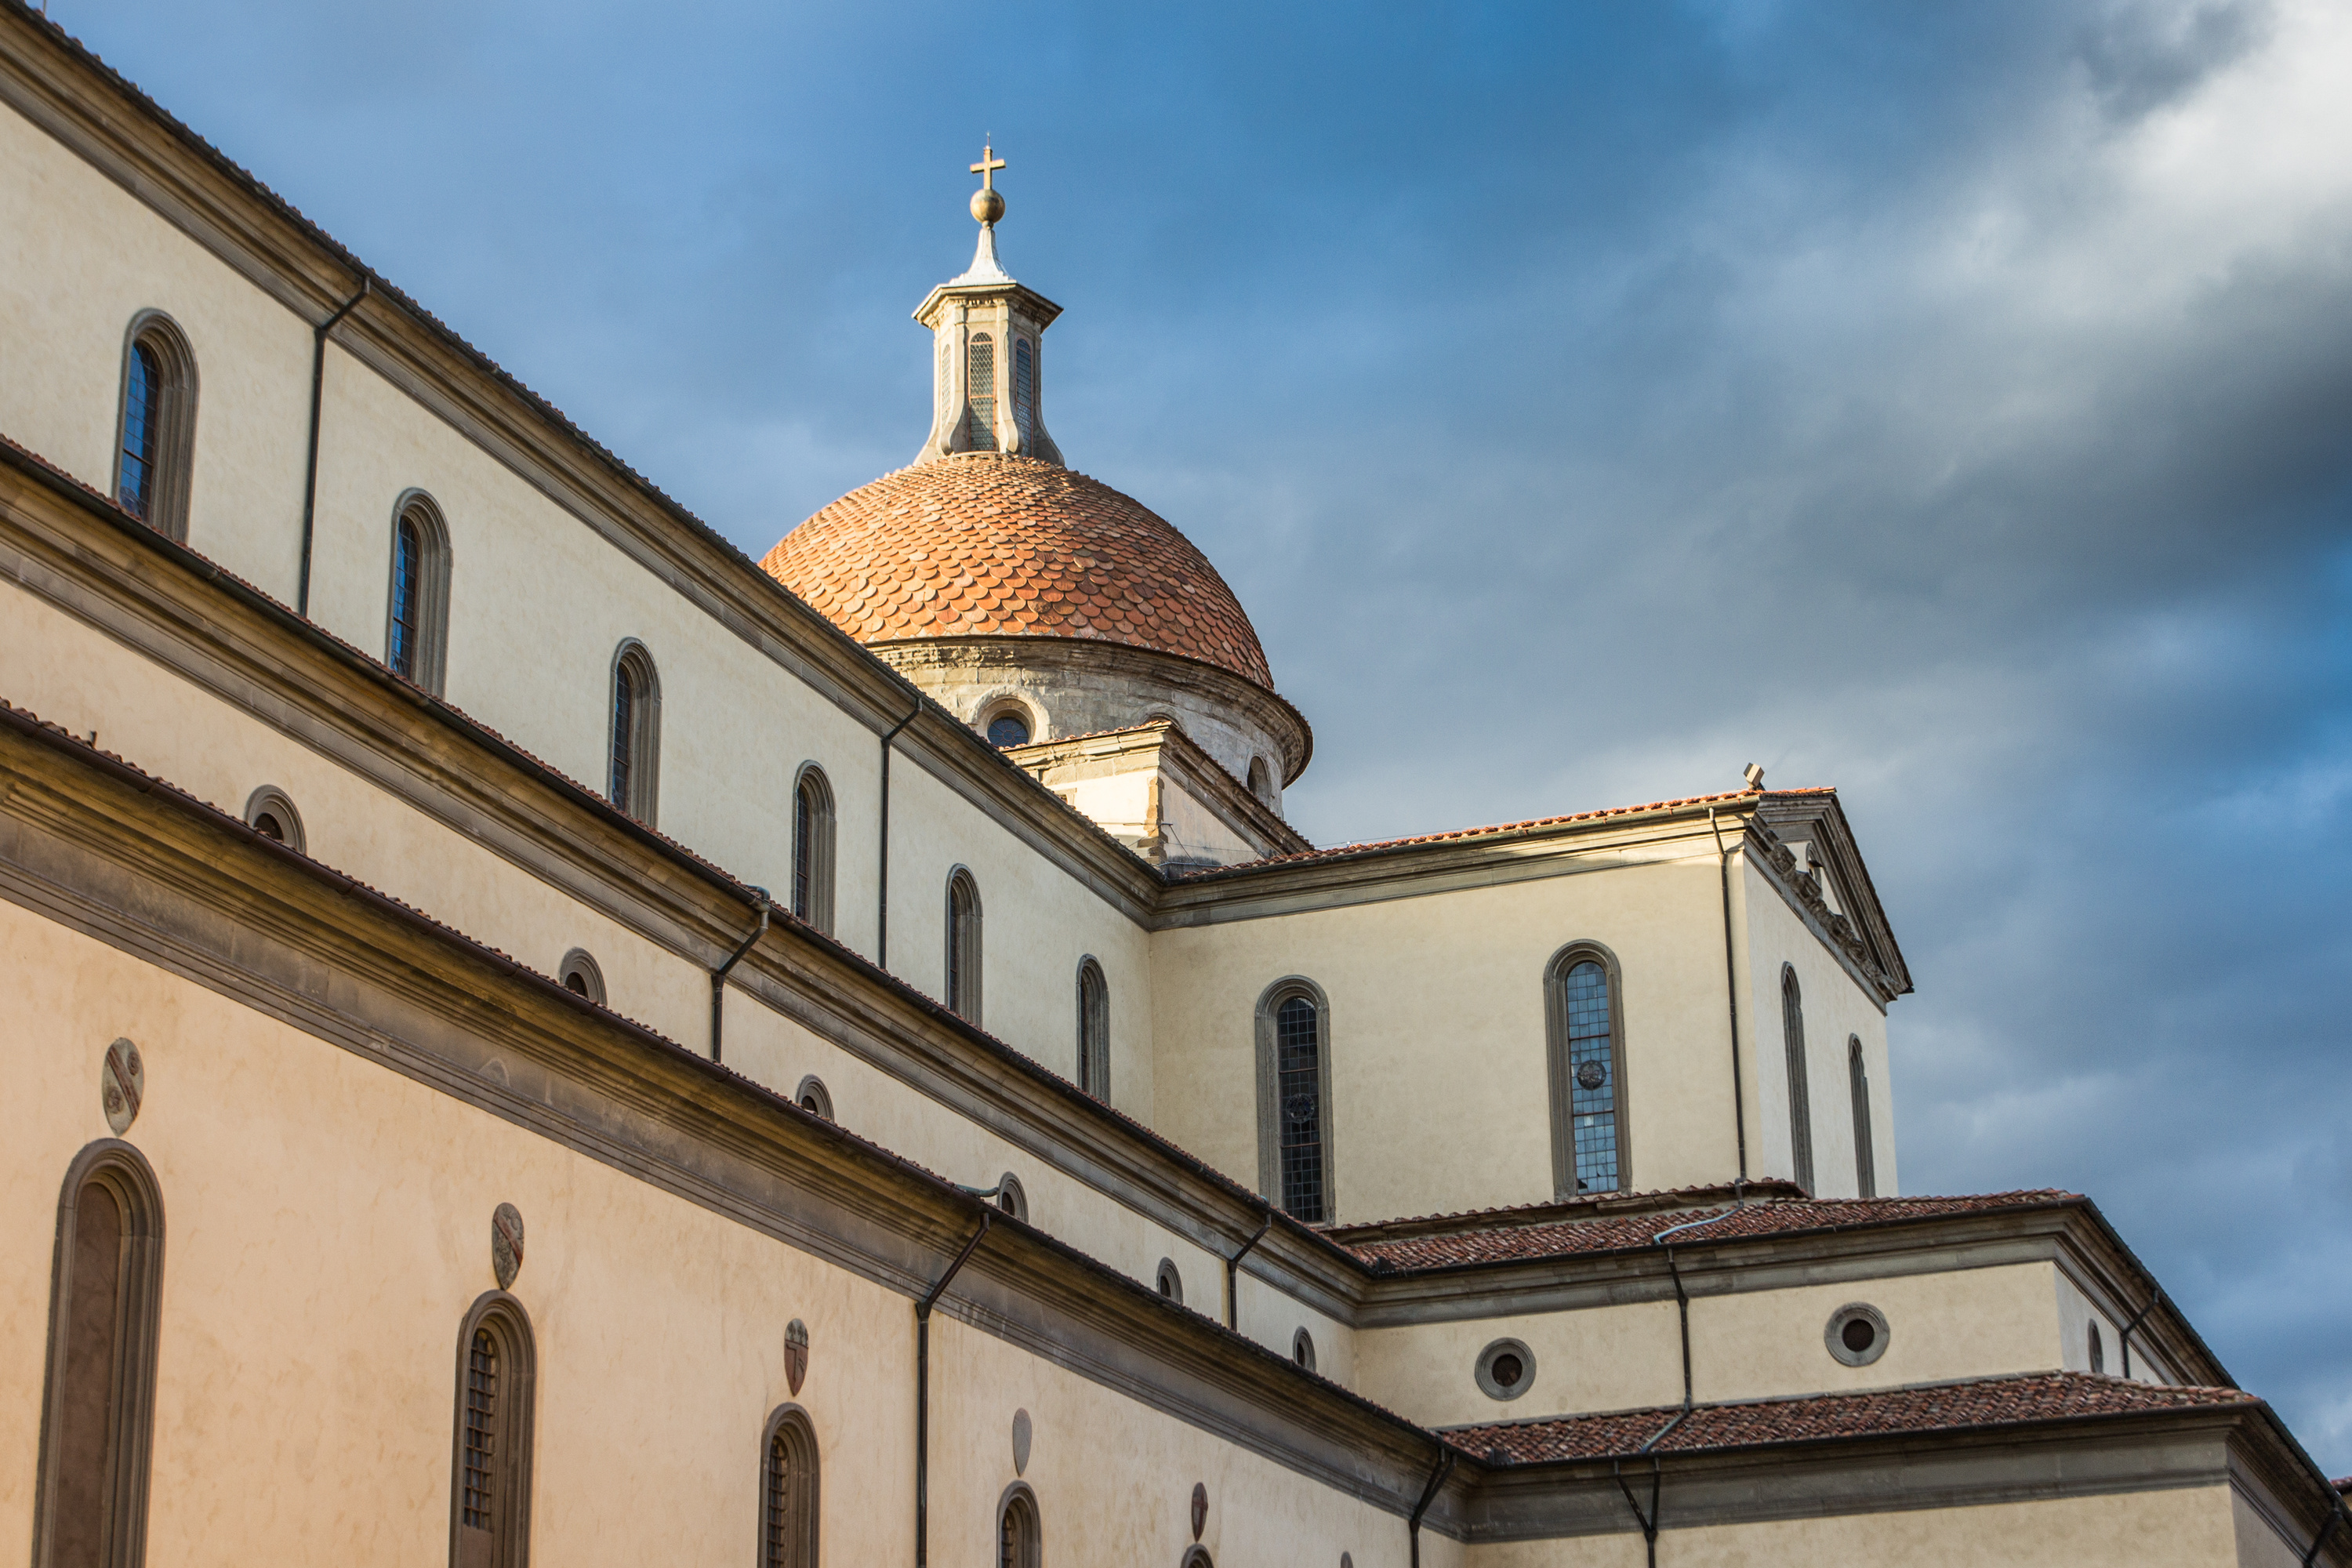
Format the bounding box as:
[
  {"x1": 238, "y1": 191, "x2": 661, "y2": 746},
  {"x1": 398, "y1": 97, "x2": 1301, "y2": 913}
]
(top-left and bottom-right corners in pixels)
[
  {"x1": 1824, "y1": 1302, "x2": 1890, "y2": 1367},
  {"x1": 1475, "y1": 1338, "x2": 1537, "y2": 1401},
  {"x1": 986, "y1": 712, "x2": 1032, "y2": 748}
]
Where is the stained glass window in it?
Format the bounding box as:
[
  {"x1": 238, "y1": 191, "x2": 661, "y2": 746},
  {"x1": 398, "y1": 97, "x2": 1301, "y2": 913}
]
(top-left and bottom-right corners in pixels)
[
  {"x1": 1563, "y1": 960, "x2": 1620, "y2": 1193},
  {"x1": 390, "y1": 514, "x2": 422, "y2": 678}
]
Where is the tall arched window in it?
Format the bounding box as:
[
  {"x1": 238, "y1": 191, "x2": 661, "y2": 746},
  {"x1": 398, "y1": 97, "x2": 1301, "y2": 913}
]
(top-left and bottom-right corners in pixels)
[
  {"x1": 608, "y1": 641, "x2": 660, "y2": 823},
  {"x1": 997, "y1": 1484, "x2": 1041, "y2": 1568},
  {"x1": 33, "y1": 1142, "x2": 165, "y2": 1568},
  {"x1": 449, "y1": 1293, "x2": 536, "y2": 1568},
  {"x1": 1076, "y1": 956, "x2": 1109, "y2": 1099},
  {"x1": 946, "y1": 868, "x2": 982, "y2": 1022},
  {"x1": 1255, "y1": 978, "x2": 1333, "y2": 1223},
  {"x1": 1012, "y1": 337, "x2": 1036, "y2": 451},
  {"x1": 966, "y1": 333, "x2": 998, "y2": 452},
  {"x1": 792, "y1": 764, "x2": 836, "y2": 935},
  {"x1": 760, "y1": 1406, "x2": 819, "y2": 1568},
  {"x1": 387, "y1": 491, "x2": 452, "y2": 694},
  {"x1": 1782, "y1": 967, "x2": 1815, "y2": 1194},
  {"x1": 1544, "y1": 942, "x2": 1628, "y2": 1197},
  {"x1": 114, "y1": 311, "x2": 198, "y2": 541},
  {"x1": 1848, "y1": 1035, "x2": 1877, "y2": 1199}
]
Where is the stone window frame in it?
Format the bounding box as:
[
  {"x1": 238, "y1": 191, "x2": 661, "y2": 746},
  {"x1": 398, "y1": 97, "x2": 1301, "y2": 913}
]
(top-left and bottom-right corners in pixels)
[
  {"x1": 448, "y1": 1290, "x2": 537, "y2": 1568},
  {"x1": 1181, "y1": 1548, "x2": 1214, "y2": 1568},
  {"x1": 791, "y1": 764, "x2": 837, "y2": 935},
  {"x1": 975, "y1": 693, "x2": 1042, "y2": 750},
  {"x1": 995, "y1": 1481, "x2": 1042, "y2": 1568},
  {"x1": 607, "y1": 638, "x2": 662, "y2": 824},
  {"x1": 1075, "y1": 956, "x2": 1109, "y2": 1101},
  {"x1": 1847, "y1": 1034, "x2": 1876, "y2": 1199},
  {"x1": 114, "y1": 308, "x2": 198, "y2": 543},
  {"x1": 1254, "y1": 976, "x2": 1336, "y2": 1223},
  {"x1": 794, "y1": 1076, "x2": 834, "y2": 1121},
  {"x1": 1542, "y1": 939, "x2": 1632, "y2": 1200},
  {"x1": 242, "y1": 784, "x2": 308, "y2": 855},
  {"x1": 993, "y1": 1171, "x2": 1029, "y2": 1223},
  {"x1": 1291, "y1": 1327, "x2": 1317, "y2": 1374},
  {"x1": 759, "y1": 1403, "x2": 820, "y2": 1568},
  {"x1": 385, "y1": 488, "x2": 453, "y2": 695},
  {"x1": 557, "y1": 948, "x2": 606, "y2": 1005},
  {"x1": 1824, "y1": 1301, "x2": 1889, "y2": 1367},
  {"x1": 946, "y1": 866, "x2": 982, "y2": 1023},
  {"x1": 1154, "y1": 1258, "x2": 1183, "y2": 1304},
  {"x1": 1781, "y1": 966, "x2": 1816, "y2": 1194},
  {"x1": 32, "y1": 1138, "x2": 165, "y2": 1568},
  {"x1": 1474, "y1": 1337, "x2": 1537, "y2": 1403}
]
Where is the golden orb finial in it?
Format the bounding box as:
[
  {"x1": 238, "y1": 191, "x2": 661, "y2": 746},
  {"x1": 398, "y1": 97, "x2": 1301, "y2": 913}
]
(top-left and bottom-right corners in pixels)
[{"x1": 969, "y1": 143, "x2": 1007, "y2": 225}]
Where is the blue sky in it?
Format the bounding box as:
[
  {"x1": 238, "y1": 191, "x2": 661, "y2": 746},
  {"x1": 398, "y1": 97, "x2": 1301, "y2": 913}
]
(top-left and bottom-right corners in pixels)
[{"x1": 49, "y1": 0, "x2": 2352, "y2": 1471}]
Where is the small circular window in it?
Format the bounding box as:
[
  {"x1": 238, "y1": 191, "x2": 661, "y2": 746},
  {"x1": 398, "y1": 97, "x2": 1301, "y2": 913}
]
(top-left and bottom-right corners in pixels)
[
  {"x1": 986, "y1": 711, "x2": 1032, "y2": 748},
  {"x1": 1824, "y1": 1303, "x2": 1890, "y2": 1367},
  {"x1": 1475, "y1": 1338, "x2": 1537, "y2": 1401}
]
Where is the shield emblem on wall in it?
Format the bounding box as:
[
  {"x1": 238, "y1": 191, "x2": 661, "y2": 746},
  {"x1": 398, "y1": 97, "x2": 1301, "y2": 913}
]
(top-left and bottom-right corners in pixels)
[
  {"x1": 101, "y1": 1037, "x2": 143, "y2": 1135},
  {"x1": 1191, "y1": 1483, "x2": 1208, "y2": 1541},
  {"x1": 492, "y1": 1203, "x2": 526, "y2": 1290},
  {"x1": 786, "y1": 1319, "x2": 809, "y2": 1395}
]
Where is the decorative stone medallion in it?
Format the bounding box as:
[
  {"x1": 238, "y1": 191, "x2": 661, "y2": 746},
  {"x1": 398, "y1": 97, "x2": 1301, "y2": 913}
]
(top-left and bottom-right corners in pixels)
[
  {"x1": 1011, "y1": 1408, "x2": 1032, "y2": 1475},
  {"x1": 786, "y1": 1319, "x2": 810, "y2": 1395},
  {"x1": 1191, "y1": 1482, "x2": 1208, "y2": 1541},
  {"x1": 101, "y1": 1037, "x2": 143, "y2": 1134},
  {"x1": 492, "y1": 1203, "x2": 526, "y2": 1290}
]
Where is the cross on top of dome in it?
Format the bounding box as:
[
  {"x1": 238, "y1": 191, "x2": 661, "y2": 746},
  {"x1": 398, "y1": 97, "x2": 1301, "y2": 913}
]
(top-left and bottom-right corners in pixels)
[{"x1": 970, "y1": 143, "x2": 1007, "y2": 225}]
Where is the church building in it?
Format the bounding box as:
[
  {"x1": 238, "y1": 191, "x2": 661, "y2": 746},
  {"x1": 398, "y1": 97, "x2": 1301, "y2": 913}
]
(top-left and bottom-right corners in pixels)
[{"x1": 0, "y1": 6, "x2": 2344, "y2": 1563}]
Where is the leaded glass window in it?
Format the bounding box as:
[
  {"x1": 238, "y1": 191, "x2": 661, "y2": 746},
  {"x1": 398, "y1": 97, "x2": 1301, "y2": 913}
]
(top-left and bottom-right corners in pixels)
[
  {"x1": 610, "y1": 664, "x2": 637, "y2": 808},
  {"x1": 608, "y1": 643, "x2": 659, "y2": 822},
  {"x1": 792, "y1": 767, "x2": 834, "y2": 934},
  {"x1": 1563, "y1": 960, "x2": 1621, "y2": 1193},
  {"x1": 390, "y1": 513, "x2": 423, "y2": 678},
  {"x1": 967, "y1": 333, "x2": 997, "y2": 451},
  {"x1": 1783, "y1": 968, "x2": 1815, "y2": 1193},
  {"x1": 1076, "y1": 957, "x2": 1109, "y2": 1098},
  {"x1": 119, "y1": 341, "x2": 160, "y2": 520},
  {"x1": 1013, "y1": 337, "x2": 1036, "y2": 449},
  {"x1": 946, "y1": 869, "x2": 982, "y2": 1022},
  {"x1": 1276, "y1": 995, "x2": 1326, "y2": 1221},
  {"x1": 1848, "y1": 1036, "x2": 1876, "y2": 1198},
  {"x1": 113, "y1": 312, "x2": 197, "y2": 541}
]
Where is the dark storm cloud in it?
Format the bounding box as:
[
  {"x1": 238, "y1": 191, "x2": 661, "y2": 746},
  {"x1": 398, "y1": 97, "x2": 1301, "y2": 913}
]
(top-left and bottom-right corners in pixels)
[{"x1": 53, "y1": 0, "x2": 2352, "y2": 1465}]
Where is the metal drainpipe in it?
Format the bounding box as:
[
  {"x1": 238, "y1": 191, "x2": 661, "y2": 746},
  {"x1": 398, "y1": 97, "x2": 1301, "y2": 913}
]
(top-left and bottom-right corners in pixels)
[
  {"x1": 296, "y1": 279, "x2": 370, "y2": 618},
  {"x1": 1225, "y1": 1215, "x2": 1272, "y2": 1331},
  {"x1": 1708, "y1": 808, "x2": 1751, "y2": 1182},
  {"x1": 1405, "y1": 1449, "x2": 1454, "y2": 1568},
  {"x1": 916, "y1": 1210, "x2": 993, "y2": 1568},
  {"x1": 2118, "y1": 1290, "x2": 2161, "y2": 1381},
  {"x1": 2303, "y1": 1501, "x2": 2347, "y2": 1568},
  {"x1": 877, "y1": 695, "x2": 923, "y2": 970},
  {"x1": 707, "y1": 890, "x2": 770, "y2": 1063},
  {"x1": 1645, "y1": 1201, "x2": 1745, "y2": 1419},
  {"x1": 1611, "y1": 1455, "x2": 1663, "y2": 1568}
]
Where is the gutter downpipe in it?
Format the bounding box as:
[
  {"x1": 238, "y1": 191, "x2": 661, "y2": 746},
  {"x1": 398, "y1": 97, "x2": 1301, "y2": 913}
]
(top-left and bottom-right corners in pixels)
[
  {"x1": 296, "y1": 279, "x2": 369, "y2": 617},
  {"x1": 1611, "y1": 1455, "x2": 1663, "y2": 1568},
  {"x1": 1406, "y1": 1449, "x2": 1454, "y2": 1568},
  {"x1": 1708, "y1": 808, "x2": 1750, "y2": 1181},
  {"x1": 2302, "y1": 1503, "x2": 2345, "y2": 1568},
  {"x1": 916, "y1": 1210, "x2": 993, "y2": 1568},
  {"x1": 707, "y1": 890, "x2": 770, "y2": 1062},
  {"x1": 877, "y1": 694, "x2": 923, "y2": 971},
  {"x1": 1225, "y1": 1215, "x2": 1272, "y2": 1331},
  {"x1": 2118, "y1": 1290, "x2": 2161, "y2": 1381}
]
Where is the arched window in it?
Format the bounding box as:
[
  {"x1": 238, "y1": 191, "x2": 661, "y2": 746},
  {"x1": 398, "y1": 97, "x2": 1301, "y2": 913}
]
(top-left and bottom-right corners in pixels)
[
  {"x1": 243, "y1": 784, "x2": 307, "y2": 855},
  {"x1": 608, "y1": 641, "x2": 660, "y2": 823},
  {"x1": 1076, "y1": 956, "x2": 1109, "y2": 1099},
  {"x1": 983, "y1": 702, "x2": 1033, "y2": 749},
  {"x1": 33, "y1": 1141, "x2": 165, "y2": 1568},
  {"x1": 794, "y1": 1076, "x2": 833, "y2": 1121},
  {"x1": 993, "y1": 1172, "x2": 1028, "y2": 1223},
  {"x1": 387, "y1": 491, "x2": 452, "y2": 694},
  {"x1": 1247, "y1": 757, "x2": 1272, "y2": 804},
  {"x1": 557, "y1": 949, "x2": 606, "y2": 1005},
  {"x1": 966, "y1": 333, "x2": 998, "y2": 452},
  {"x1": 792, "y1": 765, "x2": 836, "y2": 935},
  {"x1": 1155, "y1": 1258, "x2": 1183, "y2": 1302},
  {"x1": 448, "y1": 1292, "x2": 536, "y2": 1567},
  {"x1": 1013, "y1": 338, "x2": 1036, "y2": 451},
  {"x1": 946, "y1": 868, "x2": 982, "y2": 1022},
  {"x1": 2089, "y1": 1323, "x2": 2106, "y2": 1376},
  {"x1": 760, "y1": 1406, "x2": 820, "y2": 1568},
  {"x1": 114, "y1": 311, "x2": 197, "y2": 541},
  {"x1": 1292, "y1": 1327, "x2": 1317, "y2": 1373},
  {"x1": 997, "y1": 1484, "x2": 1041, "y2": 1568},
  {"x1": 1544, "y1": 943, "x2": 1628, "y2": 1197},
  {"x1": 1847, "y1": 1035, "x2": 1876, "y2": 1199},
  {"x1": 1782, "y1": 967, "x2": 1815, "y2": 1194},
  {"x1": 1255, "y1": 978, "x2": 1333, "y2": 1223}
]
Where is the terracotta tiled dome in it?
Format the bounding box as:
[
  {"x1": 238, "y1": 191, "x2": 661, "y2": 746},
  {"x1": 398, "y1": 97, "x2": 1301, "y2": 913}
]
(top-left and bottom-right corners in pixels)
[{"x1": 763, "y1": 453, "x2": 1275, "y2": 690}]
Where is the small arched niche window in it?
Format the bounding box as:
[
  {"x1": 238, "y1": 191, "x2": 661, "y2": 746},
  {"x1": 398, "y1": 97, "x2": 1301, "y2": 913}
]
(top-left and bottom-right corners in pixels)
[
  {"x1": 997, "y1": 1484, "x2": 1041, "y2": 1568},
  {"x1": 1782, "y1": 967, "x2": 1816, "y2": 1194},
  {"x1": 1544, "y1": 942, "x2": 1628, "y2": 1197},
  {"x1": 608, "y1": 641, "x2": 661, "y2": 823},
  {"x1": 1075, "y1": 956, "x2": 1109, "y2": 1099},
  {"x1": 993, "y1": 1172, "x2": 1028, "y2": 1223},
  {"x1": 946, "y1": 868, "x2": 982, "y2": 1023},
  {"x1": 1155, "y1": 1258, "x2": 1183, "y2": 1303},
  {"x1": 794, "y1": 1076, "x2": 834, "y2": 1121},
  {"x1": 449, "y1": 1292, "x2": 536, "y2": 1568},
  {"x1": 1013, "y1": 337, "x2": 1036, "y2": 450},
  {"x1": 1847, "y1": 1034, "x2": 1876, "y2": 1199},
  {"x1": 1292, "y1": 1327, "x2": 1317, "y2": 1373},
  {"x1": 387, "y1": 491, "x2": 452, "y2": 695},
  {"x1": 1255, "y1": 978, "x2": 1333, "y2": 1223},
  {"x1": 114, "y1": 310, "x2": 198, "y2": 541},
  {"x1": 244, "y1": 784, "x2": 308, "y2": 855},
  {"x1": 791, "y1": 765, "x2": 837, "y2": 935},
  {"x1": 33, "y1": 1141, "x2": 165, "y2": 1568},
  {"x1": 1247, "y1": 756, "x2": 1273, "y2": 804},
  {"x1": 760, "y1": 1406, "x2": 820, "y2": 1568},
  {"x1": 2089, "y1": 1322, "x2": 2106, "y2": 1376},
  {"x1": 557, "y1": 949, "x2": 606, "y2": 1005},
  {"x1": 966, "y1": 333, "x2": 999, "y2": 452}
]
